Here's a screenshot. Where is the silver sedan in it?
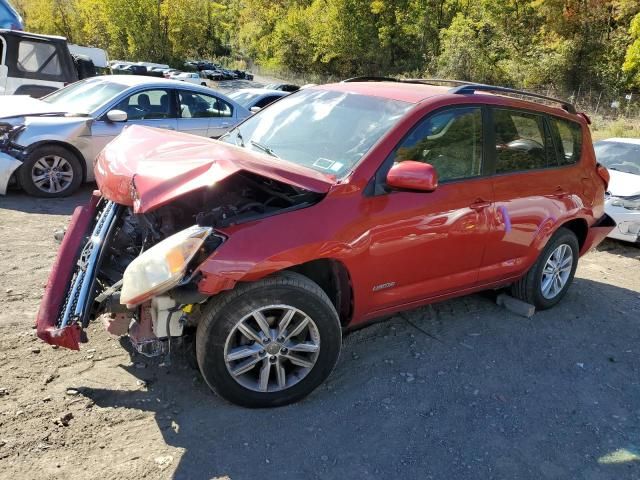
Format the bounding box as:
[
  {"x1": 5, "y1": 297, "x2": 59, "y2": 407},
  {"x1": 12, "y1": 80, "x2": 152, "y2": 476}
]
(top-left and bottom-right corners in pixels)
[{"x1": 0, "y1": 75, "x2": 250, "y2": 197}]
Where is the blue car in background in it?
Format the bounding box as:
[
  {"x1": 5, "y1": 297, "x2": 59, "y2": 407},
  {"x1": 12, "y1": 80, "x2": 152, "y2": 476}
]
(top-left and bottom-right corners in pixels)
[{"x1": 0, "y1": 0, "x2": 22, "y2": 30}]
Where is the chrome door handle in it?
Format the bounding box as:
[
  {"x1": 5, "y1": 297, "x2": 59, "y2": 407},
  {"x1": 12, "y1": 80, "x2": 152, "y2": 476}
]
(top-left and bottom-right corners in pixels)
[{"x1": 469, "y1": 199, "x2": 491, "y2": 210}]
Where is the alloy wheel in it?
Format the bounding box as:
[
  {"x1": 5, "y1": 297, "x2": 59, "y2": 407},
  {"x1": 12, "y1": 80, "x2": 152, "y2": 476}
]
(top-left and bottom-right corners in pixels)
[
  {"x1": 541, "y1": 243, "x2": 573, "y2": 299},
  {"x1": 224, "y1": 305, "x2": 321, "y2": 393},
  {"x1": 31, "y1": 155, "x2": 74, "y2": 194}
]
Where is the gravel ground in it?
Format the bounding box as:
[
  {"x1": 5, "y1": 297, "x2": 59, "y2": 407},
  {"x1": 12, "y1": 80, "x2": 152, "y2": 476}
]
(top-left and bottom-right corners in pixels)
[{"x1": 1, "y1": 89, "x2": 639, "y2": 479}]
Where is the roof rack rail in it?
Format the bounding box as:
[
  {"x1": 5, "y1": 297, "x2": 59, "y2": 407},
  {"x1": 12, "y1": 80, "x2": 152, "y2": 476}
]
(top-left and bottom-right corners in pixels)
[
  {"x1": 341, "y1": 76, "x2": 399, "y2": 83},
  {"x1": 404, "y1": 78, "x2": 480, "y2": 87},
  {"x1": 342, "y1": 77, "x2": 478, "y2": 87},
  {"x1": 450, "y1": 84, "x2": 576, "y2": 114}
]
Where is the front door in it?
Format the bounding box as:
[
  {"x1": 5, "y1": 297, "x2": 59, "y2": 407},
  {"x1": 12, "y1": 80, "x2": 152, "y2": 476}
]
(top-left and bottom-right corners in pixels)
[
  {"x1": 90, "y1": 88, "x2": 178, "y2": 160},
  {"x1": 361, "y1": 106, "x2": 493, "y2": 312}
]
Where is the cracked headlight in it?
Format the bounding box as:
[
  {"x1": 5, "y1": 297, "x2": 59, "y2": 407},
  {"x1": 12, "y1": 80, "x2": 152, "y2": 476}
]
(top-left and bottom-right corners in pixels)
[
  {"x1": 120, "y1": 225, "x2": 213, "y2": 307},
  {"x1": 610, "y1": 196, "x2": 640, "y2": 211}
]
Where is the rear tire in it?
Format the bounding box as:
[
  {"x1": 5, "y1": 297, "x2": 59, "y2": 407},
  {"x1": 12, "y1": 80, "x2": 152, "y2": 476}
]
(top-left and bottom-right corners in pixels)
[
  {"x1": 511, "y1": 227, "x2": 579, "y2": 310},
  {"x1": 196, "y1": 271, "x2": 342, "y2": 408},
  {"x1": 18, "y1": 145, "x2": 83, "y2": 198}
]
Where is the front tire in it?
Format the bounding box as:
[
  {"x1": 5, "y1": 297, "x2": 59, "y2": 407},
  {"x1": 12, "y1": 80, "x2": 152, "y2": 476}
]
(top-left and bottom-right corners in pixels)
[
  {"x1": 511, "y1": 227, "x2": 579, "y2": 310},
  {"x1": 196, "y1": 272, "x2": 342, "y2": 408},
  {"x1": 18, "y1": 145, "x2": 83, "y2": 197}
]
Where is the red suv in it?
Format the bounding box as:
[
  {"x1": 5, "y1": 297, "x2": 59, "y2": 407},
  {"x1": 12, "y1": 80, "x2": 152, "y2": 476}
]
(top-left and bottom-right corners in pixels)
[{"x1": 37, "y1": 79, "x2": 613, "y2": 407}]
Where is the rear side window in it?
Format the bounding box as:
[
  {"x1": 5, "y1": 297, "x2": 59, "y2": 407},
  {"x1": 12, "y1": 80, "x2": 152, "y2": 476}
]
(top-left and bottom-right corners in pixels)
[
  {"x1": 493, "y1": 109, "x2": 554, "y2": 173},
  {"x1": 17, "y1": 40, "x2": 61, "y2": 76},
  {"x1": 393, "y1": 107, "x2": 483, "y2": 182},
  {"x1": 551, "y1": 117, "x2": 582, "y2": 165},
  {"x1": 178, "y1": 91, "x2": 233, "y2": 118}
]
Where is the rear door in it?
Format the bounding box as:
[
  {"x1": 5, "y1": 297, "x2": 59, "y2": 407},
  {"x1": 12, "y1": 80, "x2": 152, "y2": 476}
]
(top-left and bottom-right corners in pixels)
[
  {"x1": 479, "y1": 107, "x2": 580, "y2": 283},
  {"x1": 361, "y1": 106, "x2": 494, "y2": 312},
  {"x1": 176, "y1": 89, "x2": 236, "y2": 138}
]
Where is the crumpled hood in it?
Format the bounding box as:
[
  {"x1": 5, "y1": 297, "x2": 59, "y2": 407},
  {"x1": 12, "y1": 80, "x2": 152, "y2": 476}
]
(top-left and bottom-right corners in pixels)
[
  {"x1": 608, "y1": 169, "x2": 640, "y2": 197},
  {"x1": 95, "y1": 125, "x2": 336, "y2": 213},
  {"x1": 0, "y1": 95, "x2": 68, "y2": 119}
]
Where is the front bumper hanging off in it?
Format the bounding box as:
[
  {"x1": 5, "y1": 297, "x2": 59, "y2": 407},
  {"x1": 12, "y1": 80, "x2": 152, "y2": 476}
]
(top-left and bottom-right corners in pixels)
[
  {"x1": 0, "y1": 151, "x2": 22, "y2": 195},
  {"x1": 36, "y1": 195, "x2": 120, "y2": 349}
]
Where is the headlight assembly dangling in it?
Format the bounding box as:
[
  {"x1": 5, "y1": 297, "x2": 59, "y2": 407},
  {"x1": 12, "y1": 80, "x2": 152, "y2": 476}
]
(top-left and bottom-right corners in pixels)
[{"x1": 120, "y1": 225, "x2": 213, "y2": 307}]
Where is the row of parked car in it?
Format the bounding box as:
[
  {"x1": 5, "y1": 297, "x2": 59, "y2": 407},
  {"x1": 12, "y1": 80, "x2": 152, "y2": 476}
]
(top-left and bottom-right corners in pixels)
[{"x1": 111, "y1": 60, "x2": 255, "y2": 83}]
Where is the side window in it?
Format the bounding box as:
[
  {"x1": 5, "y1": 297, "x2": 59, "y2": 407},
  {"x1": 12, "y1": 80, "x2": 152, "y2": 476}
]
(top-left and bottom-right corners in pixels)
[
  {"x1": 393, "y1": 107, "x2": 483, "y2": 182},
  {"x1": 17, "y1": 40, "x2": 61, "y2": 76},
  {"x1": 494, "y1": 109, "x2": 554, "y2": 173},
  {"x1": 551, "y1": 117, "x2": 582, "y2": 166},
  {"x1": 254, "y1": 96, "x2": 279, "y2": 109},
  {"x1": 115, "y1": 89, "x2": 172, "y2": 120},
  {"x1": 178, "y1": 91, "x2": 233, "y2": 118}
]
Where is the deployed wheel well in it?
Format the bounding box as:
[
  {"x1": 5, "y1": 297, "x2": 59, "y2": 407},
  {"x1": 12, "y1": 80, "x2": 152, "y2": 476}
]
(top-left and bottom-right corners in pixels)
[
  {"x1": 26, "y1": 141, "x2": 87, "y2": 182},
  {"x1": 287, "y1": 259, "x2": 353, "y2": 327},
  {"x1": 559, "y1": 218, "x2": 588, "y2": 250}
]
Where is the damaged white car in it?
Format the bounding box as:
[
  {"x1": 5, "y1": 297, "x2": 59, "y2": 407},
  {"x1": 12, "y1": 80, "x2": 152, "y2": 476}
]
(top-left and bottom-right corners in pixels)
[
  {"x1": 594, "y1": 138, "x2": 640, "y2": 244},
  {"x1": 0, "y1": 75, "x2": 249, "y2": 197}
]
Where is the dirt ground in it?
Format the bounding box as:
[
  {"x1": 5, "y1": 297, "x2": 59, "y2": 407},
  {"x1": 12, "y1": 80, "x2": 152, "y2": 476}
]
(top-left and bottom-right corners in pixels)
[{"x1": 1, "y1": 161, "x2": 640, "y2": 478}]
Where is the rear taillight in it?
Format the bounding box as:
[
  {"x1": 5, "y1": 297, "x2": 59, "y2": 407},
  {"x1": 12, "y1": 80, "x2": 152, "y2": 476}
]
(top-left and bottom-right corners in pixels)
[{"x1": 596, "y1": 163, "x2": 610, "y2": 189}]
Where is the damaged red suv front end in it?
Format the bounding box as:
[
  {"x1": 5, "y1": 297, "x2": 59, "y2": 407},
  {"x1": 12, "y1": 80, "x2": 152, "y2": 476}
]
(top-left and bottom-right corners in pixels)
[{"x1": 36, "y1": 124, "x2": 333, "y2": 351}]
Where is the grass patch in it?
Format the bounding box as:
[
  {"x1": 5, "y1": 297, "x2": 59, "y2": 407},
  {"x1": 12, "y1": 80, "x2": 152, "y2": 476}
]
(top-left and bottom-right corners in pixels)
[{"x1": 590, "y1": 116, "x2": 640, "y2": 141}]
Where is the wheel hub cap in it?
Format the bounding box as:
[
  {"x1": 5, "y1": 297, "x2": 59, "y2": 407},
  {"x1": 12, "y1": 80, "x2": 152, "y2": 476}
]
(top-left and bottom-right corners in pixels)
[{"x1": 224, "y1": 305, "x2": 321, "y2": 393}]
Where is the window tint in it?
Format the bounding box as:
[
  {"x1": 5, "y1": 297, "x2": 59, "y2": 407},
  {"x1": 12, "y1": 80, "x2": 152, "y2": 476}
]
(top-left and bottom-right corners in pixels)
[
  {"x1": 393, "y1": 107, "x2": 483, "y2": 181},
  {"x1": 551, "y1": 117, "x2": 582, "y2": 165},
  {"x1": 179, "y1": 91, "x2": 233, "y2": 118},
  {"x1": 17, "y1": 40, "x2": 61, "y2": 75},
  {"x1": 115, "y1": 89, "x2": 172, "y2": 120},
  {"x1": 254, "y1": 96, "x2": 280, "y2": 109},
  {"x1": 494, "y1": 109, "x2": 553, "y2": 173}
]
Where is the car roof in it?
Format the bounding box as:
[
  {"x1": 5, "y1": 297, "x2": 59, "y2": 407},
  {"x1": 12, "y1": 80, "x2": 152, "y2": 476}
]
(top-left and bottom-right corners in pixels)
[
  {"x1": 315, "y1": 81, "x2": 582, "y2": 119},
  {"x1": 230, "y1": 88, "x2": 287, "y2": 96},
  {"x1": 86, "y1": 74, "x2": 200, "y2": 88},
  {"x1": 317, "y1": 81, "x2": 449, "y2": 104},
  {"x1": 597, "y1": 137, "x2": 640, "y2": 145}
]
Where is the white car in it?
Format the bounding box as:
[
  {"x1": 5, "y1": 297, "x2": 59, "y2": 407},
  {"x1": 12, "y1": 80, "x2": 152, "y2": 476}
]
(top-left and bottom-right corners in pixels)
[
  {"x1": 594, "y1": 138, "x2": 640, "y2": 244},
  {"x1": 0, "y1": 75, "x2": 250, "y2": 197},
  {"x1": 174, "y1": 72, "x2": 207, "y2": 86}
]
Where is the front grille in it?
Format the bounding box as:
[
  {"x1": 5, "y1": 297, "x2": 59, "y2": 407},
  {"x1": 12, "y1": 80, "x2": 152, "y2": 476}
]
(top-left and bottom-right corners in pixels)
[{"x1": 56, "y1": 200, "x2": 120, "y2": 329}]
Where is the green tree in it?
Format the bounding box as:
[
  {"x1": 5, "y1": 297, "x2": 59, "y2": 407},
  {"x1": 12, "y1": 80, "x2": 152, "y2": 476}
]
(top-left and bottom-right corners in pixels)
[{"x1": 623, "y1": 13, "x2": 640, "y2": 86}]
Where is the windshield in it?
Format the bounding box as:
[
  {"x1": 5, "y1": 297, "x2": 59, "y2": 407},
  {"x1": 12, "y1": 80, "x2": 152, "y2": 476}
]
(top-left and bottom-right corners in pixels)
[
  {"x1": 594, "y1": 140, "x2": 640, "y2": 176},
  {"x1": 221, "y1": 89, "x2": 413, "y2": 177},
  {"x1": 42, "y1": 79, "x2": 129, "y2": 114}
]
